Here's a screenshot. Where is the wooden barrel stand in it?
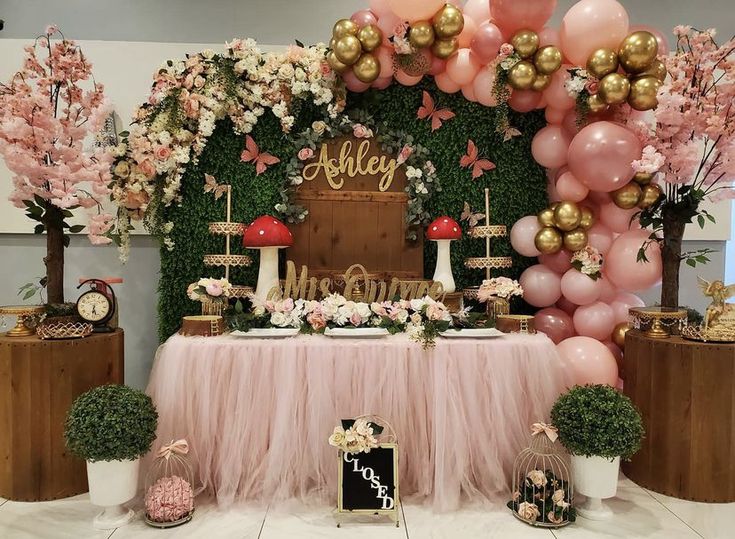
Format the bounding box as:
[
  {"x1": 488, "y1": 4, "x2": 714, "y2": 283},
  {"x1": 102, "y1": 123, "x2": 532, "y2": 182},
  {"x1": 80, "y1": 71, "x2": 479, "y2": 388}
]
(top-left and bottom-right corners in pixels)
[
  {"x1": 0, "y1": 330, "x2": 124, "y2": 501},
  {"x1": 623, "y1": 330, "x2": 735, "y2": 502}
]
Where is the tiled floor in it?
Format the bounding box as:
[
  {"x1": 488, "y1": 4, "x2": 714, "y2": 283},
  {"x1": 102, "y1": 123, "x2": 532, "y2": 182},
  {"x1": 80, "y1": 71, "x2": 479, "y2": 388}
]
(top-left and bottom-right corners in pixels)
[{"x1": 0, "y1": 476, "x2": 732, "y2": 539}]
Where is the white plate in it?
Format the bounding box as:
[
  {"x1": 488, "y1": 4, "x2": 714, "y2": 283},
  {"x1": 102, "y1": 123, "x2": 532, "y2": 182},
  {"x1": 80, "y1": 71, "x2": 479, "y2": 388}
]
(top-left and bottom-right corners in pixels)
[
  {"x1": 324, "y1": 327, "x2": 390, "y2": 338},
  {"x1": 439, "y1": 328, "x2": 505, "y2": 338},
  {"x1": 230, "y1": 328, "x2": 299, "y2": 338}
]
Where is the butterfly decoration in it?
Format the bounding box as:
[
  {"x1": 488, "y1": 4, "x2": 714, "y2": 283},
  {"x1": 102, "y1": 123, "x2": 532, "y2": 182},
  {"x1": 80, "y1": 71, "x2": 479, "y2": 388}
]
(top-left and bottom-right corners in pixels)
[
  {"x1": 460, "y1": 139, "x2": 496, "y2": 180},
  {"x1": 502, "y1": 126, "x2": 522, "y2": 142},
  {"x1": 240, "y1": 135, "x2": 280, "y2": 175},
  {"x1": 417, "y1": 90, "x2": 455, "y2": 132},
  {"x1": 460, "y1": 201, "x2": 485, "y2": 227},
  {"x1": 203, "y1": 173, "x2": 228, "y2": 200}
]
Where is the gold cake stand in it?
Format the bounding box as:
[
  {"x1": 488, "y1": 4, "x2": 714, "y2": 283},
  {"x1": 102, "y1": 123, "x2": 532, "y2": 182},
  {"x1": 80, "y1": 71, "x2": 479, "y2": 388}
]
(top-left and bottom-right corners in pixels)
[
  {"x1": 0, "y1": 305, "x2": 45, "y2": 337},
  {"x1": 629, "y1": 307, "x2": 687, "y2": 339}
]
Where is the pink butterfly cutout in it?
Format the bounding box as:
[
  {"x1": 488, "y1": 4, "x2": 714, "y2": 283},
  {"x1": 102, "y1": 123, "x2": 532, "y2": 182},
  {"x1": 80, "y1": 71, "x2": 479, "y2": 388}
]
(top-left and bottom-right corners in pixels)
[
  {"x1": 240, "y1": 135, "x2": 280, "y2": 175},
  {"x1": 460, "y1": 140, "x2": 496, "y2": 180},
  {"x1": 417, "y1": 91, "x2": 455, "y2": 132},
  {"x1": 203, "y1": 173, "x2": 228, "y2": 200}
]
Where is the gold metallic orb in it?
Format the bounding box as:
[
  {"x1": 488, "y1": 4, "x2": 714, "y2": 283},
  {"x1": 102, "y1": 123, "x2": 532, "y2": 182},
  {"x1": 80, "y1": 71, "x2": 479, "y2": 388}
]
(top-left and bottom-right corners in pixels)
[
  {"x1": 433, "y1": 4, "x2": 464, "y2": 39},
  {"x1": 358, "y1": 24, "x2": 383, "y2": 52},
  {"x1": 511, "y1": 29, "x2": 540, "y2": 59},
  {"x1": 563, "y1": 228, "x2": 589, "y2": 251},
  {"x1": 333, "y1": 35, "x2": 362, "y2": 65},
  {"x1": 534, "y1": 227, "x2": 563, "y2": 255},
  {"x1": 409, "y1": 21, "x2": 435, "y2": 48},
  {"x1": 638, "y1": 183, "x2": 663, "y2": 209},
  {"x1": 508, "y1": 60, "x2": 537, "y2": 90},
  {"x1": 531, "y1": 73, "x2": 551, "y2": 91},
  {"x1": 598, "y1": 72, "x2": 631, "y2": 105},
  {"x1": 618, "y1": 31, "x2": 659, "y2": 74},
  {"x1": 628, "y1": 75, "x2": 662, "y2": 111},
  {"x1": 587, "y1": 93, "x2": 609, "y2": 113},
  {"x1": 553, "y1": 201, "x2": 582, "y2": 232},
  {"x1": 533, "y1": 45, "x2": 562, "y2": 75},
  {"x1": 579, "y1": 206, "x2": 595, "y2": 230},
  {"x1": 333, "y1": 18, "x2": 359, "y2": 39},
  {"x1": 633, "y1": 171, "x2": 653, "y2": 186},
  {"x1": 431, "y1": 37, "x2": 459, "y2": 59},
  {"x1": 612, "y1": 182, "x2": 643, "y2": 209},
  {"x1": 352, "y1": 53, "x2": 380, "y2": 83},
  {"x1": 586, "y1": 48, "x2": 619, "y2": 79},
  {"x1": 612, "y1": 322, "x2": 630, "y2": 349},
  {"x1": 642, "y1": 58, "x2": 667, "y2": 82},
  {"x1": 326, "y1": 51, "x2": 349, "y2": 73},
  {"x1": 538, "y1": 208, "x2": 556, "y2": 227}
]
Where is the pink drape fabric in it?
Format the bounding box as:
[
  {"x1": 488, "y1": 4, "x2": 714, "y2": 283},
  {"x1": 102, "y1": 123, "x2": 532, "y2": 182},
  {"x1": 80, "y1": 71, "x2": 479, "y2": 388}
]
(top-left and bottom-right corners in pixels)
[{"x1": 146, "y1": 333, "x2": 569, "y2": 511}]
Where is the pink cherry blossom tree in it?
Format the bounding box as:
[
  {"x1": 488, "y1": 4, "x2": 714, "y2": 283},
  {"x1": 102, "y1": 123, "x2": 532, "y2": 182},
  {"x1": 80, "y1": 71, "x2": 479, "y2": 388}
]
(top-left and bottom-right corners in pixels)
[
  {"x1": 632, "y1": 26, "x2": 735, "y2": 308},
  {"x1": 0, "y1": 26, "x2": 114, "y2": 304}
]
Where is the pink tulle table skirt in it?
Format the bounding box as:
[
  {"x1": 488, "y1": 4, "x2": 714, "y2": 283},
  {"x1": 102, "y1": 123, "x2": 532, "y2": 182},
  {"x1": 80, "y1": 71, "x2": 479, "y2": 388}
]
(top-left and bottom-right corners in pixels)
[{"x1": 146, "y1": 332, "x2": 569, "y2": 511}]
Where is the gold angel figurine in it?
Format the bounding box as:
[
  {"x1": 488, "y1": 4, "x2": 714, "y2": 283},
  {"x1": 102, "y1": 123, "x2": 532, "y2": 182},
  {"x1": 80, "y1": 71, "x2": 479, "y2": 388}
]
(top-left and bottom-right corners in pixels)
[{"x1": 697, "y1": 277, "x2": 735, "y2": 330}]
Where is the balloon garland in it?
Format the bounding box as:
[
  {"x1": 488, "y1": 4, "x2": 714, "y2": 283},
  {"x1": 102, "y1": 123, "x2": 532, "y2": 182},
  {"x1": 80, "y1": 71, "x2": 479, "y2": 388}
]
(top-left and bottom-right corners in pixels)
[
  {"x1": 534, "y1": 201, "x2": 595, "y2": 255},
  {"x1": 506, "y1": 29, "x2": 563, "y2": 91}
]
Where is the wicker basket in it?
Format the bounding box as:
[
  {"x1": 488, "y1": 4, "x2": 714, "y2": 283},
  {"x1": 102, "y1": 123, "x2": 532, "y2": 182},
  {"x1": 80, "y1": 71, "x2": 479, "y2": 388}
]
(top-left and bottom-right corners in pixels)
[{"x1": 37, "y1": 317, "x2": 93, "y2": 340}]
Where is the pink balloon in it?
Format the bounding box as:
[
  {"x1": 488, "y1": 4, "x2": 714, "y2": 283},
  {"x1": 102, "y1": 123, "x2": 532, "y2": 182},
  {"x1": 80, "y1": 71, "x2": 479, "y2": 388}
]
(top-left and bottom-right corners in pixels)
[
  {"x1": 597, "y1": 274, "x2": 617, "y2": 303},
  {"x1": 429, "y1": 55, "x2": 447, "y2": 76},
  {"x1": 539, "y1": 27, "x2": 561, "y2": 47},
  {"x1": 435, "y1": 72, "x2": 461, "y2": 93},
  {"x1": 603, "y1": 340, "x2": 624, "y2": 377},
  {"x1": 605, "y1": 229, "x2": 662, "y2": 291},
  {"x1": 343, "y1": 70, "x2": 371, "y2": 92},
  {"x1": 543, "y1": 66, "x2": 576, "y2": 111},
  {"x1": 556, "y1": 171, "x2": 589, "y2": 202},
  {"x1": 457, "y1": 17, "x2": 478, "y2": 48},
  {"x1": 562, "y1": 109, "x2": 583, "y2": 137},
  {"x1": 510, "y1": 215, "x2": 543, "y2": 257},
  {"x1": 588, "y1": 190, "x2": 612, "y2": 205},
  {"x1": 567, "y1": 121, "x2": 642, "y2": 192},
  {"x1": 532, "y1": 125, "x2": 571, "y2": 169},
  {"x1": 545, "y1": 107, "x2": 566, "y2": 124},
  {"x1": 560, "y1": 0, "x2": 630, "y2": 66},
  {"x1": 556, "y1": 296, "x2": 578, "y2": 317},
  {"x1": 472, "y1": 68, "x2": 497, "y2": 106},
  {"x1": 371, "y1": 76, "x2": 393, "y2": 90},
  {"x1": 376, "y1": 47, "x2": 395, "y2": 78},
  {"x1": 562, "y1": 268, "x2": 603, "y2": 306},
  {"x1": 537, "y1": 94, "x2": 548, "y2": 109},
  {"x1": 491, "y1": 0, "x2": 558, "y2": 35},
  {"x1": 386, "y1": 0, "x2": 445, "y2": 22},
  {"x1": 609, "y1": 291, "x2": 645, "y2": 324},
  {"x1": 369, "y1": 0, "x2": 390, "y2": 14},
  {"x1": 376, "y1": 11, "x2": 401, "y2": 37},
  {"x1": 557, "y1": 336, "x2": 619, "y2": 386},
  {"x1": 446, "y1": 49, "x2": 481, "y2": 86},
  {"x1": 508, "y1": 89, "x2": 542, "y2": 112},
  {"x1": 463, "y1": 0, "x2": 491, "y2": 24},
  {"x1": 461, "y1": 83, "x2": 477, "y2": 102},
  {"x1": 395, "y1": 70, "x2": 423, "y2": 86},
  {"x1": 351, "y1": 10, "x2": 378, "y2": 27},
  {"x1": 587, "y1": 222, "x2": 614, "y2": 255},
  {"x1": 599, "y1": 202, "x2": 640, "y2": 233},
  {"x1": 629, "y1": 24, "x2": 670, "y2": 53},
  {"x1": 547, "y1": 177, "x2": 561, "y2": 203},
  {"x1": 539, "y1": 249, "x2": 573, "y2": 274},
  {"x1": 573, "y1": 301, "x2": 616, "y2": 340},
  {"x1": 520, "y1": 265, "x2": 562, "y2": 308},
  {"x1": 470, "y1": 22, "x2": 504, "y2": 63},
  {"x1": 535, "y1": 308, "x2": 575, "y2": 344}
]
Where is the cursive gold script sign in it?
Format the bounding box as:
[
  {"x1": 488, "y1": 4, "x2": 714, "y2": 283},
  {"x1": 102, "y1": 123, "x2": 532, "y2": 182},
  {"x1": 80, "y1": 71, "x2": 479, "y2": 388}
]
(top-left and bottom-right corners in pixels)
[{"x1": 302, "y1": 138, "x2": 400, "y2": 192}]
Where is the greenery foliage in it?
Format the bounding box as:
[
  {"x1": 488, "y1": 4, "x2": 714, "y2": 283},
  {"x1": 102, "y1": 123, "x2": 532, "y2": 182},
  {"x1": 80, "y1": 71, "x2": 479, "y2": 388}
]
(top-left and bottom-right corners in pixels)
[
  {"x1": 64, "y1": 384, "x2": 159, "y2": 462},
  {"x1": 158, "y1": 80, "x2": 547, "y2": 339},
  {"x1": 550, "y1": 384, "x2": 644, "y2": 461}
]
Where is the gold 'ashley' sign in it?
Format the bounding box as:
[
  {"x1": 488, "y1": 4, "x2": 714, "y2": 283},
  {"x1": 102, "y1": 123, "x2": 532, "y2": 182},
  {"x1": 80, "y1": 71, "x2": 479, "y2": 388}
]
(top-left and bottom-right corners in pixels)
[{"x1": 302, "y1": 138, "x2": 400, "y2": 192}]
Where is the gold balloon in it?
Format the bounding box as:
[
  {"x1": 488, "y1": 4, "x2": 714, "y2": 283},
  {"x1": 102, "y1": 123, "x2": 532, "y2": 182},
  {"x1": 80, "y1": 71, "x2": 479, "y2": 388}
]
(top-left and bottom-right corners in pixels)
[
  {"x1": 409, "y1": 21, "x2": 435, "y2": 48},
  {"x1": 433, "y1": 4, "x2": 464, "y2": 39},
  {"x1": 642, "y1": 58, "x2": 667, "y2": 82},
  {"x1": 326, "y1": 51, "x2": 349, "y2": 73},
  {"x1": 628, "y1": 75, "x2": 661, "y2": 111},
  {"x1": 330, "y1": 37, "x2": 338, "y2": 50},
  {"x1": 633, "y1": 171, "x2": 653, "y2": 185},
  {"x1": 508, "y1": 60, "x2": 537, "y2": 90},
  {"x1": 534, "y1": 227, "x2": 563, "y2": 255},
  {"x1": 612, "y1": 182, "x2": 643, "y2": 209},
  {"x1": 352, "y1": 53, "x2": 380, "y2": 83},
  {"x1": 333, "y1": 18, "x2": 359, "y2": 39},
  {"x1": 550, "y1": 201, "x2": 560, "y2": 211},
  {"x1": 432, "y1": 37, "x2": 458, "y2": 59},
  {"x1": 532, "y1": 73, "x2": 551, "y2": 91},
  {"x1": 618, "y1": 31, "x2": 659, "y2": 74},
  {"x1": 579, "y1": 206, "x2": 595, "y2": 230},
  {"x1": 511, "y1": 29, "x2": 540, "y2": 59},
  {"x1": 563, "y1": 228, "x2": 589, "y2": 252},
  {"x1": 612, "y1": 322, "x2": 630, "y2": 349},
  {"x1": 638, "y1": 184, "x2": 663, "y2": 209},
  {"x1": 586, "y1": 48, "x2": 619, "y2": 79},
  {"x1": 333, "y1": 35, "x2": 362, "y2": 66},
  {"x1": 538, "y1": 208, "x2": 556, "y2": 227},
  {"x1": 598, "y1": 73, "x2": 631, "y2": 105},
  {"x1": 533, "y1": 46, "x2": 562, "y2": 75},
  {"x1": 587, "y1": 93, "x2": 608, "y2": 113},
  {"x1": 553, "y1": 201, "x2": 582, "y2": 232},
  {"x1": 358, "y1": 24, "x2": 383, "y2": 52}
]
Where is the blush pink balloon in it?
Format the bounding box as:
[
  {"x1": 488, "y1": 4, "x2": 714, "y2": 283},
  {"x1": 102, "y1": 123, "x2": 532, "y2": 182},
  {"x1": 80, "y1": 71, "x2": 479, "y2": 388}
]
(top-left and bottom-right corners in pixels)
[
  {"x1": 376, "y1": 47, "x2": 394, "y2": 78},
  {"x1": 535, "y1": 308, "x2": 575, "y2": 344},
  {"x1": 603, "y1": 340, "x2": 624, "y2": 377},
  {"x1": 597, "y1": 274, "x2": 617, "y2": 303},
  {"x1": 606, "y1": 229, "x2": 662, "y2": 291},
  {"x1": 562, "y1": 268, "x2": 603, "y2": 306},
  {"x1": 545, "y1": 107, "x2": 566, "y2": 124},
  {"x1": 609, "y1": 291, "x2": 645, "y2": 324},
  {"x1": 532, "y1": 125, "x2": 571, "y2": 169},
  {"x1": 586, "y1": 222, "x2": 614, "y2": 255},
  {"x1": 508, "y1": 89, "x2": 542, "y2": 112},
  {"x1": 539, "y1": 27, "x2": 561, "y2": 47},
  {"x1": 567, "y1": 121, "x2": 642, "y2": 192},
  {"x1": 461, "y1": 83, "x2": 477, "y2": 102},
  {"x1": 376, "y1": 10, "x2": 401, "y2": 37},
  {"x1": 556, "y1": 296, "x2": 578, "y2": 316},
  {"x1": 588, "y1": 190, "x2": 612, "y2": 205},
  {"x1": 446, "y1": 49, "x2": 481, "y2": 85},
  {"x1": 386, "y1": 0, "x2": 445, "y2": 22},
  {"x1": 457, "y1": 17, "x2": 478, "y2": 48},
  {"x1": 491, "y1": 0, "x2": 558, "y2": 35},
  {"x1": 557, "y1": 336, "x2": 619, "y2": 386},
  {"x1": 472, "y1": 68, "x2": 497, "y2": 106},
  {"x1": 599, "y1": 202, "x2": 640, "y2": 233},
  {"x1": 372, "y1": 76, "x2": 393, "y2": 90},
  {"x1": 429, "y1": 56, "x2": 447, "y2": 76},
  {"x1": 343, "y1": 70, "x2": 371, "y2": 92},
  {"x1": 520, "y1": 264, "x2": 563, "y2": 307},
  {"x1": 510, "y1": 215, "x2": 542, "y2": 257},
  {"x1": 547, "y1": 176, "x2": 561, "y2": 203},
  {"x1": 435, "y1": 72, "x2": 461, "y2": 93},
  {"x1": 629, "y1": 24, "x2": 670, "y2": 53},
  {"x1": 560, "y1": 0, "x2": 630, "y2": 66},
  {"x1": 369, "y1": 0, "x2": 390, "y2": 13},
  {"x1": 539, "y1": 249, "x2": 573, "y2": 274},
  {"x1": 463, "y1": 0, "x2": 491, "y2": 24},
  {"x1": 470, "y1": 22, "x2": 504, "y2": 63},
  {"x1": 351, "y1": 10, "x2": 378, "y2": 27},
  {"x1": 395, "y1": 70, "x2": 423, "y2": 86},
  {"x1": 537, "y1": 94, "x2": 548, "y2": 109},
  {"x1": 555, "y1": 171, "x2": 589, "y2": 202},
  {"x1": 543, "y1": 66, "x2": 576, "y2": 111},
  {"x1": 573, "y1": 301, "x2": 616, "y2": 340}
]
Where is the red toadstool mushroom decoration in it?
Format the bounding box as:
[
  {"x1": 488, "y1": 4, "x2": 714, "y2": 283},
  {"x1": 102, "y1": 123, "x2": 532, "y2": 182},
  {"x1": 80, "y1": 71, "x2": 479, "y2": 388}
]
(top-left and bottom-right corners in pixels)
[
  {"x1": 242, "y1": 215, "x2": 293, "y2": 300},
  {"x1": 427, "y1": 216, "x2": 462, "y2": 293}
]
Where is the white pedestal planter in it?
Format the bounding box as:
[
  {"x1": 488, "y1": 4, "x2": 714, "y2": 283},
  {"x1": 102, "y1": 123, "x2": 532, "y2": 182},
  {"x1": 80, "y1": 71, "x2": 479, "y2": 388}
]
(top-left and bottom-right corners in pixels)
[
  {"x1": 87, "y1": 458, "x2": 140, "y2": 529},
  {"x1": 572, "y1": 455, "x2": 620, "y2": 520}
]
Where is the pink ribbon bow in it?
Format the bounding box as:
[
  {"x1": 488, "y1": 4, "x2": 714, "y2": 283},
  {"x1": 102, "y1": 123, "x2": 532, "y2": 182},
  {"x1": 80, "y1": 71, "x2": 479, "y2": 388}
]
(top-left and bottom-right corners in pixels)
[
  {"x1": 157, "y1": 439, "x2": 189, "y2": 460},
  {"x1": 531, "y1": 422, "x2": 558, "y2": 443}
]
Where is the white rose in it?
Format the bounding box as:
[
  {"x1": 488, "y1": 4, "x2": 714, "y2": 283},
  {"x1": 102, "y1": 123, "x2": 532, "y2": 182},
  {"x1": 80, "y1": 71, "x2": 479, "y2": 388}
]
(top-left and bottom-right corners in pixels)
[
  {"x1": 516, "y1": 502, "x2": 541, "y2": 522},
  {"x1": 410, "y1": 298, "x2": 425, "y2": 312},
  {"x1": 270, "y1": 312, "x2": 288, "y2": 327},
  {"x1": 355, "y1": 302, "x2": 371, "y2": 319}
]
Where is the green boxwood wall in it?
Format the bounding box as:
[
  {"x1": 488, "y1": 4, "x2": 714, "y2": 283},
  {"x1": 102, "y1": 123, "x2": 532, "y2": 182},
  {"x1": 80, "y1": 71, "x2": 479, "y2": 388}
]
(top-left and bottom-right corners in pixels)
[{"x1": 158, "y1": 79, "x2": 548, "y2": 340}]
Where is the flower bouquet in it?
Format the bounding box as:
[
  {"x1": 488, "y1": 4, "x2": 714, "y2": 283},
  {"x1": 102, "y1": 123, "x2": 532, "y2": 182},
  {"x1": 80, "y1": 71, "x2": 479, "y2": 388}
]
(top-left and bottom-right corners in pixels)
[
  {"x1": 187, "y1": 278, "x2": 231, "y2": 316},
  {"x1": 570, "y1": 246, "x2": 603, "y2": 280},
  {"x1": 477, "y1": 277, "x2": 524, "y2": 319},
  {"x1": 328, "y1": 417, "x2": 384, "y2": 454},
  {"x1": 507, "y1": 469, "x2": 575, "y2": 526}
]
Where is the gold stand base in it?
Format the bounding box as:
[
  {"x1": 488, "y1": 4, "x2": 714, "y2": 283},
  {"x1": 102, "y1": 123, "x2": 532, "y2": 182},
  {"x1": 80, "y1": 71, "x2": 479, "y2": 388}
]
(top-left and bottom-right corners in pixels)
[{"x1": 0, "y1": 305, "x2": 45, "y2": 338}]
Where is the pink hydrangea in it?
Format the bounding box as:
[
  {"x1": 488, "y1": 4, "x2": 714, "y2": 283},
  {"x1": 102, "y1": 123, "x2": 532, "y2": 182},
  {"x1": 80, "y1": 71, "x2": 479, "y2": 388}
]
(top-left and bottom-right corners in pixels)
[{"x1": 145, "y1": 475, "x2": 194, "y2": 523}]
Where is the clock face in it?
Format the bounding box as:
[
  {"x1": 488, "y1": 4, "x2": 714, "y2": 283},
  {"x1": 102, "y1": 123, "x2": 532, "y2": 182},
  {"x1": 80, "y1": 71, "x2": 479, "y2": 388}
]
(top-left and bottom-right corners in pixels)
[{"x1": 77, "y1": 291, "x2": 111, "y2": 323}]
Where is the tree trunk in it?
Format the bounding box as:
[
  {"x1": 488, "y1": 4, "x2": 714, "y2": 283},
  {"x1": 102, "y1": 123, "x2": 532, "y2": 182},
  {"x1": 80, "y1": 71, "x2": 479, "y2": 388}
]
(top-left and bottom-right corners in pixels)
[
  {"x1": 660, "y1": 210, "x2": 685, "y2": 309},
  {"x1": 43, "y1": 205, "x2": 65, "y2": 304}
]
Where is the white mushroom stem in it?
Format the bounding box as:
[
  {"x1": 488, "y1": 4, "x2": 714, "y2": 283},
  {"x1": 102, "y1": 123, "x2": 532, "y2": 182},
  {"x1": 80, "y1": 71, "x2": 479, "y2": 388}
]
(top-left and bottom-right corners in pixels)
[
  {"x1": 254, "y1": 246, "x2": 281, "y2": 300},
  {"x1": 432, "y1": 239, "x2": 456, "y2": 294}
]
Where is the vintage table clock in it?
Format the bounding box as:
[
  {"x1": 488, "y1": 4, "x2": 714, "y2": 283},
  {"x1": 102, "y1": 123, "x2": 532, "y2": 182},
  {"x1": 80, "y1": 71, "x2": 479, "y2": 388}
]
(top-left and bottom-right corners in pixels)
[{"x1": 76, "y1": 278, "x2": 117, "y2": 332}]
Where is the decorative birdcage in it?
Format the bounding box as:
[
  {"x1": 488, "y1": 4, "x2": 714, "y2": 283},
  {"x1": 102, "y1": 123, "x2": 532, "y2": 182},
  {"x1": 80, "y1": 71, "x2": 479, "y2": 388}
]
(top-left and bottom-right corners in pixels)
[
  {"x1": 144, "y1": 439, "x2": 195, "y2": 528},
  {"x1": 508, "y1": 423, "x2": 575, "y2": 528}
]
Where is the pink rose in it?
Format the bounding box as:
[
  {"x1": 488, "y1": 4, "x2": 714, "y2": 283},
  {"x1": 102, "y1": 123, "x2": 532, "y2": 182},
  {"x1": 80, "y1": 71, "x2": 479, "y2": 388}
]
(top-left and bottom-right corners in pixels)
[
  {"x1": 308, "y1": 312, "x2": 326, "y2": 331},
  {"x1": 499, "y1": 43, "x2": 514, "y2": 57},
  {"x1": 125, "y1": 190, "x2": 149, "y2": 210},
  {"x1": 320, "y1": 61, "x2": 332, "y2": 76},
  {"x1": 205, "y1": 282, "x2": 223, "y2": 297},
  {"x1": 426, "y1": 303, "x2": 446, "y2": 321},
  {"x1": 183, "y1": 96, "x2": 200, "y2": 118},
  {"x1": 349, "y1": 312, "x2": 363, "y2": 326},
  {"x1": 397, "y1": 144, "x2": 413, "y2": 164},
  {"x1": 585, "y1": 80, "x2": 599, "y2": 94},
  {"x1": 139, "y1": 159, "x2": 157, "y2": 178},
  {"x1": 154, "y1": 145, "x2": 172, "y2": 161},
  {"x1": 298, "y1": 147, "x2": 314, "y2": 161},
  {"x1": 352, "y1": 124, "x2": 371, "y2": 139}
]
